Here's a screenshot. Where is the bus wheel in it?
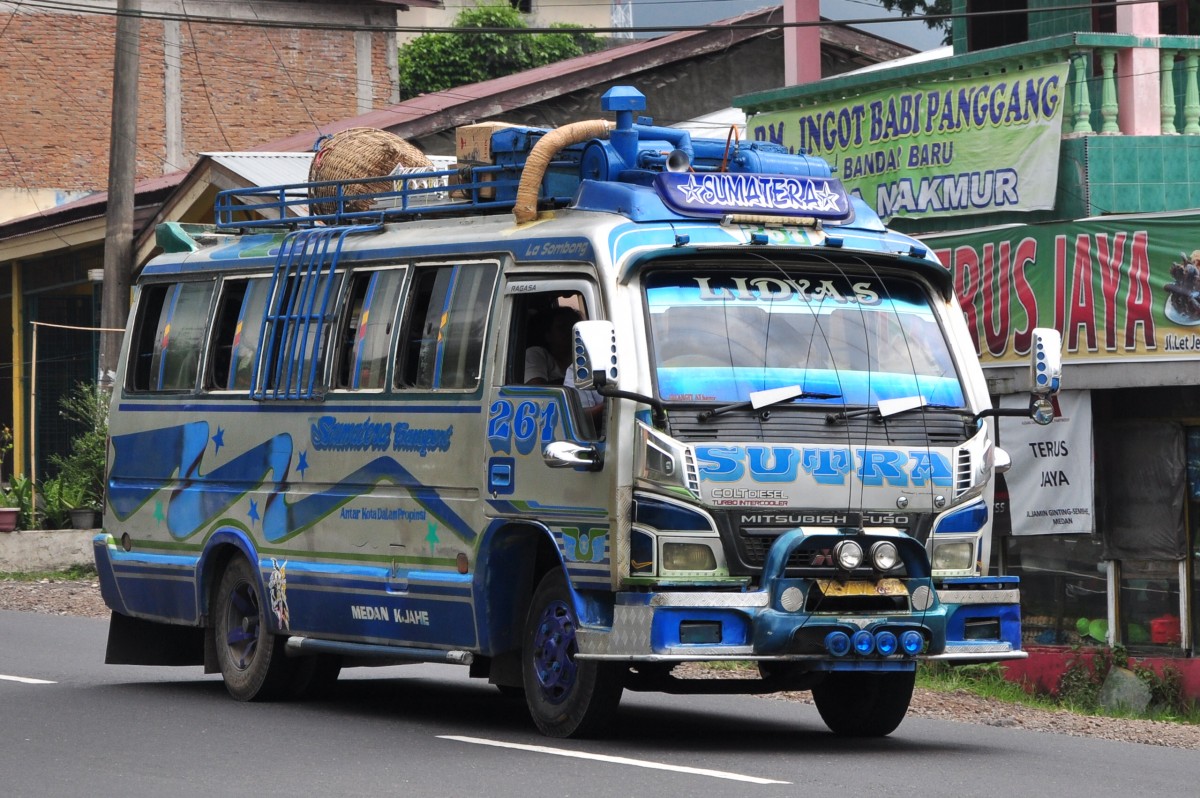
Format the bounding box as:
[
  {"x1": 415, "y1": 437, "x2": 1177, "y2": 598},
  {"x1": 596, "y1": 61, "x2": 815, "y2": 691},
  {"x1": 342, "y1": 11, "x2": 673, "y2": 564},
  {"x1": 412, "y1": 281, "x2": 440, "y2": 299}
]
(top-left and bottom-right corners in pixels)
[
  {"x1": 522, "y1": 570, "x2": 622, "y2": 738},
  {"x1": 289, "y1": 654, "x2": 342, "y2": 700},
  {"x1": 811, "y1": 670, "x2": 915, "y2": 737},
  {"x1": 213, "y1": 557, "x2": 289, "y2": 701}
]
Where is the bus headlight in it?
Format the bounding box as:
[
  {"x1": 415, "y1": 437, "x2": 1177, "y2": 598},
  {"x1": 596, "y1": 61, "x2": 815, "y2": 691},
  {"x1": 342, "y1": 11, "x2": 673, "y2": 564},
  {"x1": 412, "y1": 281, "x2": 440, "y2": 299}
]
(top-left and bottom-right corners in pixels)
[
  {"x1": 930, "y1": 499, "x2": 987, "y2": 576},
  {"x1": 870, "y1": 540, "x2": 901, "y2": 572},
  {"x1": 662, "y1": 542, "x2": 718, "y2": 572},
  {"x1": 931, "y1": 540, "x2": 975, "y2": 571},
  {"x1": 833, "y1": 539, "x2": 863, "y2": 571}
]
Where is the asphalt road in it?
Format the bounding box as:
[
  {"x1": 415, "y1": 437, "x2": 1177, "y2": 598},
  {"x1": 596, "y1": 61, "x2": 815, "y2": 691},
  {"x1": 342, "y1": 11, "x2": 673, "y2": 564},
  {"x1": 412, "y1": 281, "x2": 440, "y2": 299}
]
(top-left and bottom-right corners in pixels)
[{"x1": 2, "y1": 610, "x2": 1194, "y2": 798}]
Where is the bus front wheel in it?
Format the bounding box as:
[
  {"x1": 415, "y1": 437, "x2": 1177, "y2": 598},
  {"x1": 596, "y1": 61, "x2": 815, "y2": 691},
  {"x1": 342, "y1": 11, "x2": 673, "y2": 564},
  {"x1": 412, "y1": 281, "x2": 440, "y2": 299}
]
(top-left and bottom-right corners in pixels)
[
  {"x1": 521, "y1": 570, "x2": 622, "y2": 737},
  {"x1": 213, "y1": 557, "x2": 290, "y2": 701},
  {"x1": 811, "y1": 670, "x2": 915, "y2": 737}
]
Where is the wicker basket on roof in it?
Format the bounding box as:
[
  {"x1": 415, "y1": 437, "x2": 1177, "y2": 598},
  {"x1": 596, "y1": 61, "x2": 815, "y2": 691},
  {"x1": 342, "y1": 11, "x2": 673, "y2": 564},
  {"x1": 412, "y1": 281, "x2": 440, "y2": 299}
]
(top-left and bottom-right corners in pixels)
[{"x1": 308, "y1": 127, "x2": 433, "y2": 217}]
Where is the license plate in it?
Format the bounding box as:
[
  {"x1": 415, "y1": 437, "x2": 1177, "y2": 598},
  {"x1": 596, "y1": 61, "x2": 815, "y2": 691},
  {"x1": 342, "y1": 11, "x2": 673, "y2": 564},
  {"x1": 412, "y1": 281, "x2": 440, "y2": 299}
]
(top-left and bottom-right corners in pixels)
[{"x1": 816, "y1": 578, "x2": 907, "y2": 597}]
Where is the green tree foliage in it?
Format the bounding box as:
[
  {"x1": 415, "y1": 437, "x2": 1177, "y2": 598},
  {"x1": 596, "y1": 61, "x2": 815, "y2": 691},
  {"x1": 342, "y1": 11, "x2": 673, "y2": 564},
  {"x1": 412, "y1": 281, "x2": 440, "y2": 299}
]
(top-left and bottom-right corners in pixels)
[
  {"x1": 398, "y1": 4, "x2": 604, "y2": 100},
  {"x1": 877, "y1": 0, "x2": 952, "y2": 45},
  {"x1": 48, "y1": 383, "x2": 108, "y2": 509}
]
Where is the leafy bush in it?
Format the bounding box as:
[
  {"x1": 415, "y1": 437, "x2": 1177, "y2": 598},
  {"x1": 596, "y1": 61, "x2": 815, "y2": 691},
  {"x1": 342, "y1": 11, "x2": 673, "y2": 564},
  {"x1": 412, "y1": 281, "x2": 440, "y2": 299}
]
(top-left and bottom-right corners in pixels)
[
  {"x1": 1056, "y1": 645, "x2": 1107, "y2": 710},
  {"x1": 47, "y1": 383, "x2": 107, "y2": 512},
  {"x1": 37, "y1": 475, "x2": 72, "y2": 530}
]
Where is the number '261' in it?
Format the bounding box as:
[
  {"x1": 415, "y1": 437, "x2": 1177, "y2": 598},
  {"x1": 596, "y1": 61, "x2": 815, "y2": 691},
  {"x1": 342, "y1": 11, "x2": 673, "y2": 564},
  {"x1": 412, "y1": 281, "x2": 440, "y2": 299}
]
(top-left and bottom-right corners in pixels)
[{"x1": 487, "y1": 399, "x2": 560, "y2": 455}]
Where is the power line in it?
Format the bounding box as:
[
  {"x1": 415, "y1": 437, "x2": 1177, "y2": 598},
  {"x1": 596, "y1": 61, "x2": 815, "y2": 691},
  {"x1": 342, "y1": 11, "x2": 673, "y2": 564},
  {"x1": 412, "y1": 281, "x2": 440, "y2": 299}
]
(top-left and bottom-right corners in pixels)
[{"x1": 10, "y1": 0, "x2": 1173, "y2": 36}]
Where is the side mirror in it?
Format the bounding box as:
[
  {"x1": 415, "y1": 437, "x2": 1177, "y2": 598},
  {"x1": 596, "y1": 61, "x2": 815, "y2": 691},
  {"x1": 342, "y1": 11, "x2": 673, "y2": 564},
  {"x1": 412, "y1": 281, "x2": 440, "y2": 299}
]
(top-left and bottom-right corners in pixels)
[
  {"x1": 1029, "y1": 327, "x2": 1062, "y2": 397},
  {"x1": 975, "y1": 328, "x2": 1063, "y2": 428},
  {"x1": 571, "y1": 320, "x2": 618, "y2": 391}
]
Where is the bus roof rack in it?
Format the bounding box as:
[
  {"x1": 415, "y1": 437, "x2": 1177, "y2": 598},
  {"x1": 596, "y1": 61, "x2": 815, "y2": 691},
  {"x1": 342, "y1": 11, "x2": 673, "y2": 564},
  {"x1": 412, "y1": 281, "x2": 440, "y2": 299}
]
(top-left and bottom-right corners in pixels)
[{"x1": 213, "y1": 85, "x2": 857, "y2": 231}]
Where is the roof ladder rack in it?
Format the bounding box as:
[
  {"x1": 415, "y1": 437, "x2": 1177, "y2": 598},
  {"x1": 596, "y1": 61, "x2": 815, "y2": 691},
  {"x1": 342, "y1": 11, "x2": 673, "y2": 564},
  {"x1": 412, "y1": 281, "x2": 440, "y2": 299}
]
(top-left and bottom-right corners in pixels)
[{"x1": 250, "y1": 224, "x2": 379, "y2": 400}]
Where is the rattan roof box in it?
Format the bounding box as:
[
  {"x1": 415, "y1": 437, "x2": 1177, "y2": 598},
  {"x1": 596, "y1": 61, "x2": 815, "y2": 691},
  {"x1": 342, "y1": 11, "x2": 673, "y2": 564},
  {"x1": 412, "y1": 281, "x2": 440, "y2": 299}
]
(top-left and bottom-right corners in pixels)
[{"x1": 309, "y1": 127, "x2": 433, "y2": 215}]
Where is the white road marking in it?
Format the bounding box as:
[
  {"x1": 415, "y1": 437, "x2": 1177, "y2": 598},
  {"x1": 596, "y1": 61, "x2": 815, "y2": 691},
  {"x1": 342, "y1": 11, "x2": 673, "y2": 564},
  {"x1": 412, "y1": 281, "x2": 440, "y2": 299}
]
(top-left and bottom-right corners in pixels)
[
  {"x1": 0, "y1": 674, "x2": 56, "y2": 685},
  {"x1": 439, "y1": 735, "x2": 790, "y2": 785}
]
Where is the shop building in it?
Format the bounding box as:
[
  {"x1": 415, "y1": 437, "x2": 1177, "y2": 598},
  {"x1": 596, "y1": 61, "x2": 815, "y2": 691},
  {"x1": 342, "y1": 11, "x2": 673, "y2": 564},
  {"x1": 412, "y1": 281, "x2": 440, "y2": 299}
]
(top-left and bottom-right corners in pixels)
[{"x1": 739, "y1": 1, "x2": 1200, "y2": 695}]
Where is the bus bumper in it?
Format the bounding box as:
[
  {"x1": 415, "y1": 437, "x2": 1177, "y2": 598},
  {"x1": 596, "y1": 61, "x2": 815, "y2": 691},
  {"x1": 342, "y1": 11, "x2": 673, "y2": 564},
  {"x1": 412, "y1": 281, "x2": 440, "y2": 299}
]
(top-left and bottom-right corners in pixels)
[{"x1": 577, "y1": 531, "x2": 1025, "y2": 666}]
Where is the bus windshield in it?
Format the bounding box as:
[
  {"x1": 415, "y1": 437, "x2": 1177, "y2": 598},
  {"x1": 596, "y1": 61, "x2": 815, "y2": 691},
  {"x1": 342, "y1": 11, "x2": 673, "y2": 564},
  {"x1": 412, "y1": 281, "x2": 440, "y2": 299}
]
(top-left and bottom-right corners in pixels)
[{"x1": 645, "y1": 268, "x2": 964, "y2": 409}]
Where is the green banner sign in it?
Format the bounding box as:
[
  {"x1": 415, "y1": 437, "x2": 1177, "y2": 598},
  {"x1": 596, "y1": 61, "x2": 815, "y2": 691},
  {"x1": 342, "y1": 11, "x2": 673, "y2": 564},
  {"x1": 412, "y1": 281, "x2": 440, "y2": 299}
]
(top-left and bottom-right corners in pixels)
[
  {"x1": 924, "y1": 215, "x2": 1200, "y2": 365},
  {"x1": 747, "y1": 62, "x2": 1069, "y2": 219}
]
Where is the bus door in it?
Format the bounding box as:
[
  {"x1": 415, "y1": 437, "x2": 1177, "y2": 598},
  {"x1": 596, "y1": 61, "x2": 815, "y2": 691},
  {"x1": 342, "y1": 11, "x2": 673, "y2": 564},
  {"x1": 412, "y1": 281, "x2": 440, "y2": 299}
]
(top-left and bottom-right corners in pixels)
[{"x1": 486, "y1": 278, "x2": 613, "y2": 590}]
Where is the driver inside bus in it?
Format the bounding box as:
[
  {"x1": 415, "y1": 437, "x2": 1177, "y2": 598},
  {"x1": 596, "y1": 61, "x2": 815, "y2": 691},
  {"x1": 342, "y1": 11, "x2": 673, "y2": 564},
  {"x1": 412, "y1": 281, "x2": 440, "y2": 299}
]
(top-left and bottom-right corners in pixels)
[
  {"x1": 524, "y1": 306, "x2": 577, "y2": 385},
  {"x1": 525, "y1": 305, "x2": 603, "y2": 426}
]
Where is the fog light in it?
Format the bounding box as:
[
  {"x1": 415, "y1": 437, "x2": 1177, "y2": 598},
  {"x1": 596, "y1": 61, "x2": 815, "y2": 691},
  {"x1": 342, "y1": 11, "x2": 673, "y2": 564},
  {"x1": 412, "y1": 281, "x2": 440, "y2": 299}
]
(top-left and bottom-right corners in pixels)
[
  {"x1": 852, "y1": 629, "x2": 875, "y2": 655},
  {"x1": 932, "y1": 541, "x2": 974, "y2": 571},
  {"x1": 679, "y1": 620, "x2": 722, "y2": 644},
  {"x1": 825, "y1": 630, "x2": 851, "y2": 656},
  {"x1": 964, "y1": 618, "x2": 1000, "y2": 640},
  {"x1": 900, "y1": 630, "x2": 924, "y2": 655},
  {"x1": 662, "y1": 542, "x2": 717, "y2": 571},
  {"x1": 833, "y1": 540, "x2": 863, "y2": 571},
  {"x1": 875, "y1": 630, "x2": 898, "y2": 656},
  {"x1": 870, "y1": 540, "x2": 900, "y2": 572}
]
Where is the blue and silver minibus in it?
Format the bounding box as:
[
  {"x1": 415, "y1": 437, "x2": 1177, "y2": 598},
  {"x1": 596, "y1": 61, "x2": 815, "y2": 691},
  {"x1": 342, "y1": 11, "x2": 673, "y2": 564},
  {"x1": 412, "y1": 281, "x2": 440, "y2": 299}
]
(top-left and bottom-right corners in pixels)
[{"x1": 95, "y1": 87, "x2": 1061, "y2": 738}]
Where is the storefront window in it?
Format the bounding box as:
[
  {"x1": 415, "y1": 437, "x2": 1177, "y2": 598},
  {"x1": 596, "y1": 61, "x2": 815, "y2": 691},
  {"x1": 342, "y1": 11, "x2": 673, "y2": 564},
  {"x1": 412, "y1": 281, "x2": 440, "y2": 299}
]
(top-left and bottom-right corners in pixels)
[
  {"x1": 1003, "y1": 535, "x2": 1107, "y2": 646},
  {"x1": 1119, "y1": 560, "x2": 1183, "y2": 649}
]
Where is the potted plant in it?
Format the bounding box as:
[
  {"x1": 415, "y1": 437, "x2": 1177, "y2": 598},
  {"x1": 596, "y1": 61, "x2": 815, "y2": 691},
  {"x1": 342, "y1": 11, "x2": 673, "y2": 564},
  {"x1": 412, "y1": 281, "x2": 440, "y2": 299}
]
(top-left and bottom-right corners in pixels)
[
  {"x1": 48, "y1": 383, "x2": 108, "y2": 531},
  {"x1": 0, "y1": 490, "x2": 19, "y2": 532},
  {"x1": 61, "y1": 480, "x2": 101, "y2": 530},
  {"x1": 0, "y1": 474, "x2": 32, "y2": 533}
]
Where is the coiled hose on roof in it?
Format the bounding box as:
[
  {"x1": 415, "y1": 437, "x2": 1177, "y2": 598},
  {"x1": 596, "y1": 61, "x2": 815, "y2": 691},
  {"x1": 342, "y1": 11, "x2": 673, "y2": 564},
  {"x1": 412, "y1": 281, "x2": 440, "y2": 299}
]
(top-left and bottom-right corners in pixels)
[{"x1": 513, "y1": 119, "x2": 615, "y2": 224}]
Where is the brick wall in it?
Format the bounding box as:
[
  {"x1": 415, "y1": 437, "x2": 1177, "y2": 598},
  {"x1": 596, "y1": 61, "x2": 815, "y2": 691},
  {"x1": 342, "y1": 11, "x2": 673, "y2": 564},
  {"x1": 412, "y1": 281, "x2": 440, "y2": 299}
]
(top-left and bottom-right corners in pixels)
[{"x1": 0, "y1": 11, "x2": 394, "y2": 193}]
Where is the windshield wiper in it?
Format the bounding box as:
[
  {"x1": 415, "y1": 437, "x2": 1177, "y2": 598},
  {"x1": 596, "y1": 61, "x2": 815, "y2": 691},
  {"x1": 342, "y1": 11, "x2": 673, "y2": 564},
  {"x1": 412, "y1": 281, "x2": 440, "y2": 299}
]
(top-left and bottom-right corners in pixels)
[
  {"x1": 698, "y1": 384, "x2": 842, "y2": 422},
  {"x1": 825, "y1": 395, "x2": 964, "y2": 424}
]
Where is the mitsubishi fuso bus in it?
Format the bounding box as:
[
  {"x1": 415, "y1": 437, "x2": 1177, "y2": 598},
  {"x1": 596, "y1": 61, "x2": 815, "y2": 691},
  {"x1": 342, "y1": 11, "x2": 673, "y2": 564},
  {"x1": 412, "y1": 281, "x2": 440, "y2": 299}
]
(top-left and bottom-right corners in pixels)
[{"x1": 94, "y1": 87, "x2": 1062, "y2": 738}]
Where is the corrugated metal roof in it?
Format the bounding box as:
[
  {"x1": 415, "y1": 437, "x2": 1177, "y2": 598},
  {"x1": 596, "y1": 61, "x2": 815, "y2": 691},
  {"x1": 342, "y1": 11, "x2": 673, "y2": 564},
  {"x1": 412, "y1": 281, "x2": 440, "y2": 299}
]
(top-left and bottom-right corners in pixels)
[
  {"x1": 208, "y1": 152, "x2": 315, "y2": 189},
  {"x1": 206, "y1": 151, "x2": 456, "y2": 187}
]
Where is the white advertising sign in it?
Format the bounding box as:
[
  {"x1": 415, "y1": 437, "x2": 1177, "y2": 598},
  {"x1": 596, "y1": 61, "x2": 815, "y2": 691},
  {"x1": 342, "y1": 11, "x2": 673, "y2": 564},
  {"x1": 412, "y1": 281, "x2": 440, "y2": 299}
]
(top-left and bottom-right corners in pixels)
[{"x1": 999, "y1": 389, "x2": 1094, "y2": 535}]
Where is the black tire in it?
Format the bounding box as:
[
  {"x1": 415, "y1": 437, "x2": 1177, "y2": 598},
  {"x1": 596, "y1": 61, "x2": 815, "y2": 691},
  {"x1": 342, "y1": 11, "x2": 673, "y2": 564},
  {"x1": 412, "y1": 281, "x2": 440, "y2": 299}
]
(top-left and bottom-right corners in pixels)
[
  {"x1": 811, "y1": 670, "x2": 915, "y2": 737},
  {"x1": 288, "y1": 654, "x2": 342, "y2": 700},
  {"x1": 522, "y1": 570, "x2": 623, "y2": 738},
  {"x1": 212, "y1": 557, "x2": 290, "y2": 701},
  {"x1": 495, "y1": 684, "x2": 526, "y2": 700}
]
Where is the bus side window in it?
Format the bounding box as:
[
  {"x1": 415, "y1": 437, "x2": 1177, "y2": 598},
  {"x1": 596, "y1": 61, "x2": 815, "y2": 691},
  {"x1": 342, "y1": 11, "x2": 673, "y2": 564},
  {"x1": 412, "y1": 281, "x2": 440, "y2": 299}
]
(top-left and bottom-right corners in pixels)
[
  {"x1": 396, "y1": 263, "x2": 497, "y2": 390},
  {"x1": 129, "y1": 285, "x2": 170, "y2": 392},
  {"x1": 205, "y1": 278, "x2": 270, "y2": 392},
  {"x1": 128, "y1": 281, "x2": 214, "y2": 392},
  {"x1": 334, "y1": 268, "x2": 406, "y2": 390}
]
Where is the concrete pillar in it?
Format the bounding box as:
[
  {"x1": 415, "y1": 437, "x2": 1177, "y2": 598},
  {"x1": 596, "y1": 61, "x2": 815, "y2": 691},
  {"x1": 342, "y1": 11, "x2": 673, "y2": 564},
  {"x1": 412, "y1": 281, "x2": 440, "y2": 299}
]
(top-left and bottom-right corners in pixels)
[
  {"x1": 1116, "y1": 2, "x2": 1160, "y2": 135},
  {"x1": 783, "y1": 0, "x2": 821, "y2": 87}
]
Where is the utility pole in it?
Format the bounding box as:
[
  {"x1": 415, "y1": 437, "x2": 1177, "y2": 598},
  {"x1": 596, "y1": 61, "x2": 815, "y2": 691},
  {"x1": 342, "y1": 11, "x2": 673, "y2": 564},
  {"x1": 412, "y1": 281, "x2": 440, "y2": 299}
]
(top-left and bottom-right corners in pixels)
[{"x1": 100, "y1": 0, "x2": 141, "y2": 387}]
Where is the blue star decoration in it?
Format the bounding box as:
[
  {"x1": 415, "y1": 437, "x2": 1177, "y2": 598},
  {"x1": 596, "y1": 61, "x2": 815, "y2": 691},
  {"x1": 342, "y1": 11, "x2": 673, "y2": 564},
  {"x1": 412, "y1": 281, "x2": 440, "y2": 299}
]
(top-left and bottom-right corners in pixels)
[
  {"x1": 425, "y1": 520, "x2": 439, "y2": 554},
  {"x1": 248, "y1": 499, "x2": 260, "y2": 526},
  {"x1": 297, "y1": 451, "x2": 309, "y2": 478},
  {"x1": 212, "y1": 427, "x2": 225, "y2": 453}
]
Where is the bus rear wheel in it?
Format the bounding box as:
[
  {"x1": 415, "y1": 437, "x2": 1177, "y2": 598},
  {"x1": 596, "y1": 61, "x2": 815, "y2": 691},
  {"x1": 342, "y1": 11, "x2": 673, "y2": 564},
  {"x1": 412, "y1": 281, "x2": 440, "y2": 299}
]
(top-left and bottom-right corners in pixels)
[
  {"x1": 522, "y1": 570, "x2": 622, "y2": 738},
  {"x1": 213, "y1": 557, "x2": 290, "y2": 701},
  {"x1": 811, "y1": 670, "x2": 915, "y2": 737}
]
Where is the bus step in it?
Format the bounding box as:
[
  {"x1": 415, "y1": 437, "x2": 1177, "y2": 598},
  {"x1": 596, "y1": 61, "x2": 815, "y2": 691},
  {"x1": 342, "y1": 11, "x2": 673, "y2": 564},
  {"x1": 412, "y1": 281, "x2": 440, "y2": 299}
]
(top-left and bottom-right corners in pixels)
[{"x1": 285, "y1": 636, "x2": 474, "y2": 666}]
